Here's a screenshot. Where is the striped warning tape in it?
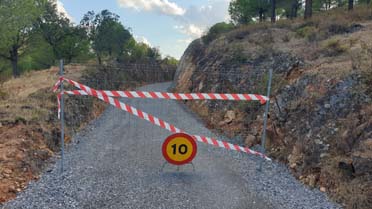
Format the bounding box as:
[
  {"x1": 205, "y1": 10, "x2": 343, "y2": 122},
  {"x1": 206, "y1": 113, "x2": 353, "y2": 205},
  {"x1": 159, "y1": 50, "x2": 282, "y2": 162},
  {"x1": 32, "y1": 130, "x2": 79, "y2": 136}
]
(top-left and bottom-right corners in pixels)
[
  {"x1": 53, "y1": 78, "x2": 271, "y2": 161},
  {"x1": 53, "y1": 77, "x2": 269, "y2": 104}
]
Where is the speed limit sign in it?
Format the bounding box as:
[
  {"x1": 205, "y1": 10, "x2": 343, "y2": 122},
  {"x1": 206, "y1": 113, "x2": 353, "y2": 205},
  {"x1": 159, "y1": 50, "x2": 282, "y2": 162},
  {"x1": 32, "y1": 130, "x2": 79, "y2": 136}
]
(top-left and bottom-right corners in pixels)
[{"x1": 162, "y1": 133, "x2": 197, "y2": 165}]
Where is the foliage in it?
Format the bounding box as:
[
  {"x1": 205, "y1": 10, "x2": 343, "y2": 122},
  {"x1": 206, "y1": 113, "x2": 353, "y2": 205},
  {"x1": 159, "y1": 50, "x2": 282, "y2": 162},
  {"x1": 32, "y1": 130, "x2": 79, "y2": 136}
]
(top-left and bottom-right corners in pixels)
[
  {"x1": 229, "y1": 0, "x2": 271, "y2": 24},
  {"x1": 81, "y1": 10, "x2": 132, "y2": 64},
  {"x1": 203, "y1": 22, "x2": 235, "y2": 44},
  {"x1": 38, "y1": 1, "x2": 91, "y2": 63},
  {"x1": 162, "y1": 56, "x2": 179, "y2": 66},
  {"x1": 321, "y1": 38, "x2": 348, "y2": 56},
  {"x1": 0, "y1": 0, "x2": 47, "y2": 77},
  {"x1": 295, "y1": 25, "x2": 318, "y2": 41}
]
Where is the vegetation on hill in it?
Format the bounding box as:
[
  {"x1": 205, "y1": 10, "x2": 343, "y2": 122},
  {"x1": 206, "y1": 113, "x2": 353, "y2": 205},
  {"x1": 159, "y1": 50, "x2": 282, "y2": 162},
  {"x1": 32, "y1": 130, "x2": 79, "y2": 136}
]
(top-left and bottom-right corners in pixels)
[{"x1": 0, "y1": 0, "x2": 178, "y2": 81}]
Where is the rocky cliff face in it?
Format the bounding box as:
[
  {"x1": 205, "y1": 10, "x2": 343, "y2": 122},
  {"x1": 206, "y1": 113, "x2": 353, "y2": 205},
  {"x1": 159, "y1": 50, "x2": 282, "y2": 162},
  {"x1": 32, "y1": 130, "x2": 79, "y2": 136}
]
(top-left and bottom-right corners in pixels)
[{"x1": 174, "y1": 18, "x2": 372, "y2": 209}]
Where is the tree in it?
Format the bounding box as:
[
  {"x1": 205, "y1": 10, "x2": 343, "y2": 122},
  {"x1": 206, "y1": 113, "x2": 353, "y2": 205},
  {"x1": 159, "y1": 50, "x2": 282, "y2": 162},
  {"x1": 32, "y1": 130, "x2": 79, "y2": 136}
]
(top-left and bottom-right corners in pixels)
[
  {"x1": 229, "y1": 0, "x2": 271, "y2": 24},
  {"x1": 0, "y1": 0, "x2": 46, "y2": 77},
  {"x1": 94, "y1": 19, "x2": 131, "y2": 58},
  {"x1": 304, "y1": 0, "x2": 313, "y2": 19},
  {"x1": 348, "y1": 0, "x2": 354, "y2": 10},
  {"x1": 290, "y1": 0, "x2": 300, "y2": 19},
  {"x1": 38, "y1": 0, "x2": 71, "y2": 60},
  {"x1": 271, "y1": 0, "x2": 277, "y2": 23},
  {"x1": 147, "y1": 47, "x2": 161, "y2": 61},
  {"x1": 81, "y1": 10, "x2": 132, "y2": 64},
  {"x1": 203, "y1": 22, "x2": 234, "y2": 43},
  {"x1": 57, "y1": 27, "x2": 90, "y2": 63}
]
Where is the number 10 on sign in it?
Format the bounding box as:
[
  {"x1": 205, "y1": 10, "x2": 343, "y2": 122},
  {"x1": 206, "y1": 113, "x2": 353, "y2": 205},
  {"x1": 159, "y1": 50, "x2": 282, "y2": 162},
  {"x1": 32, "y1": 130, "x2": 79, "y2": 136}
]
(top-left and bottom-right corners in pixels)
[{"x1": 162, "y1": 133, "x2": 197, "y2": 165}]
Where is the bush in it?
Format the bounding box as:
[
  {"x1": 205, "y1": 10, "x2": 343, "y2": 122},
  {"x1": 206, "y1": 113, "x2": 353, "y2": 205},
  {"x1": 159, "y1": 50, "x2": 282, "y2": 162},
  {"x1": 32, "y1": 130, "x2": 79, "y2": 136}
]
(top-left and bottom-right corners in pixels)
[
  {"x1": 203, "y1": 22, "x2": 235, "y2": 44},
  {"x1": 322, "y1": 38, "x2": 348, "y2": 56},
  {"x1": 0, "y1": 89, "x2": 8, "y2": 100},
  {"x1": 295, "y1": 26, "x2": 318, "y2": 41}
]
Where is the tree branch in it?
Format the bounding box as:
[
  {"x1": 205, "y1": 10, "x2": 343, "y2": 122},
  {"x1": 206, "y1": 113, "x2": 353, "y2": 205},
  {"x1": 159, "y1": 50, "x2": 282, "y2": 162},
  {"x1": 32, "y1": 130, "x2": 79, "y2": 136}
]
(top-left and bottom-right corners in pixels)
[{"x1": 0, "y1": 52, "x2": 11, "y2": 60}]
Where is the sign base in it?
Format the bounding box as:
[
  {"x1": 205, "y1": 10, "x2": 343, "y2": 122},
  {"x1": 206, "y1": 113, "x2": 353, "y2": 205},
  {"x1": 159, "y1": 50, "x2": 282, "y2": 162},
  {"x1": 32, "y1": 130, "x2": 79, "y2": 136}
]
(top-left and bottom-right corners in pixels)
[{"x1": 160, "y1": 161, "x2": 196, "y2": 172}]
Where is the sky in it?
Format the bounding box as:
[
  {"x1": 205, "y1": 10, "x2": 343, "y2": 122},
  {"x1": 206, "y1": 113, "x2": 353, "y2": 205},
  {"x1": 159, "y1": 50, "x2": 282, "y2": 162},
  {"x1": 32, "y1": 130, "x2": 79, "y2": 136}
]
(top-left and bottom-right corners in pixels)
[{"x1": 57, "y1": 0, "x2": 231, "y2": 59}]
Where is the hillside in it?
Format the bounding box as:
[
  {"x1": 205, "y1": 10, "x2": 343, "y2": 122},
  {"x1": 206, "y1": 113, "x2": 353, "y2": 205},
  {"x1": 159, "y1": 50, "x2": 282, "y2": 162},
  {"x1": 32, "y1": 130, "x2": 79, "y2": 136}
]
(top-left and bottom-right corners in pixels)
[
  {"x1": 0, "y1": 62, "x2": 175, "y2": 203},
  {"x1": 174, "y1": 8, "x2": 372, "y2": 209}
]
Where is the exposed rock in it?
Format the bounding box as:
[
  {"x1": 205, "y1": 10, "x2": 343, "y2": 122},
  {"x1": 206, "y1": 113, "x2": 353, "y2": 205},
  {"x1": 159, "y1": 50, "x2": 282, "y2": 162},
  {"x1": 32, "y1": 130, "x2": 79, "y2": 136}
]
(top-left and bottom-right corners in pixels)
[
  {"x1": 3, "y1": 168, "x2": 13, "y2": 175},
  {"x1": 290, "y1": 163, "x2": 297, "y2": 169},
  {"x1": 245, "y1": 135, "x2": 257, "y2": 147},
  {"x1": 320, "y1": 187, "x2": 327, "y2": 192},
  {"x1": 225, "y1": 110, "x2": 236, "y2": 123},
  {"x1": 174, "y1": 18, "x2": 372, "y2": 209},
  {"x1": 219, "y1": 110, "x2": 236, "y2": 126},
  {"x1": 352, "y1": 138, "x2": 372, "y2": 175},
  {"x1": 308, "y1": 174, "x2": 317, "y2": 188}
]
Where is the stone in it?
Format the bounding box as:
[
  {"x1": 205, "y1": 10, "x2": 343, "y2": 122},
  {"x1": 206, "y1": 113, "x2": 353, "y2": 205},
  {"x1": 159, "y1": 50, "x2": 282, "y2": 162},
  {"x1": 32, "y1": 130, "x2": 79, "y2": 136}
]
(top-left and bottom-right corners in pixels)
[
  {"x1": 352, "y1": 138, "x2": 372, "y2": 175},
  {"x1": 320, "y1": 187, "x2": 326, "y2": 192},
  {"x1": 245, "y1": 135, "x2": 257, "y2": 147},
  {"x1": 308, "y1": 174, "x2": 317, "y2": 187},
  {"x1": 198, "y1": 81, "x2": 204, "y2": 91},
  {"x1": 320, "y1": 153, "x2": 329, "y2": 158},
  {"x1": 290, "y1": 163, "x2": 297, "y2": 169},
  {"x1": 324, "y1": 104, "x2": 331, "y2": 109},
  {"x1": 3, "y1": 168, "x2": 12, "y2": 175},
  {"x1": 315, "y1": 139, "x2": 323, "y2": 145},
  {"x1": 224, "y1": 110, "x2": 236, "y2": 123}
]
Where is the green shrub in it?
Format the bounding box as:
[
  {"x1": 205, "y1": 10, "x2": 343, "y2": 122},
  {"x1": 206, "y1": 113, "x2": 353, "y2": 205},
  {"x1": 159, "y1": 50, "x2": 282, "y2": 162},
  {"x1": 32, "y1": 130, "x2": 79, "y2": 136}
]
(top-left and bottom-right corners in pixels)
[
  {"x1": 321, "y1": 38, "x2": 348, "y2": 57},
  {"x1": 295, "y1": 26, "x2": 318, "y2": 41},
  {"x1": 0, "y1": 89, "x2": 8, "y2": 100},
  {"x1": 203, "y1": 22, "x2": 235, "y2": 44}
]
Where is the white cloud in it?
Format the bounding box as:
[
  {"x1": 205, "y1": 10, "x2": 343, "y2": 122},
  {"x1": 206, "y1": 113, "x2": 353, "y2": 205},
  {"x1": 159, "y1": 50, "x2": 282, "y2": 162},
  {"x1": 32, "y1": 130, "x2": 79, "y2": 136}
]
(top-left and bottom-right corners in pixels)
[
  {"x1": 174, "y1": 24, "x2": 204, "y2": 38},
  {"x1": 117, "y1": 0, "x2": 185, "y2": 16},
  {"x1": 134, "y1": 35, "x2": 152, "y2": 47},
  {"x1": 56, "y1": 0, "x2": 73, "y2": 21},
  {"x1": 177, "y1": 38, "x2": 193, "y2": 44},
  {"x1": 173, "y1": 0, "x2": 231, "y2": 39}
]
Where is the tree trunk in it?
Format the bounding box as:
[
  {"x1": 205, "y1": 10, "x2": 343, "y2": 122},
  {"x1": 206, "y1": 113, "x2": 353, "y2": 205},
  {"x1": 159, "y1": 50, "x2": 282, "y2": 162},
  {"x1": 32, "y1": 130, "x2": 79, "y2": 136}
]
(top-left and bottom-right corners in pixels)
[
  {"x1": 304, "y1": 0, "x2": 313, "y2": 19},
  {"x1": 259, "y1": 10, "x2": 264, "y2": 22},
  {"x1": 348, "y1": 0, "x2": 354, "y2": 10},
  {"x1": 10, "y1": 46, "x2": 20, "y2": 78},
  {"x1": 291, "y1": 0, "x2": 298, "y2": 19},
  {"x1": 97, "y1": 55, "x2": 102, "y2": 65},
  {"x1": 271, "y1": 0, "x2": 276, "y2": 23}
]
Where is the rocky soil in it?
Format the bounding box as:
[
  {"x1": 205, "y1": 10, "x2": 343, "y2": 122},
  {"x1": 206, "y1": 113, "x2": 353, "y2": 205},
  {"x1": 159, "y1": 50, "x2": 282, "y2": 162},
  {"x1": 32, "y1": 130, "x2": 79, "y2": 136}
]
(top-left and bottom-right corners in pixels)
[{"x1": 173, "y1": 9, "x2": 372, "y2": 209}]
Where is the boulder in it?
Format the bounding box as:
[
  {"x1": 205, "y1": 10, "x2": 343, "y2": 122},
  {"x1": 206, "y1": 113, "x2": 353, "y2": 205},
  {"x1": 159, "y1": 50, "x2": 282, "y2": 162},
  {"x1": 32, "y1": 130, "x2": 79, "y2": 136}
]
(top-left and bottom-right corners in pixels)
[
  {"x1": 245, "y1": 134, "x2": 257, "y2": 147},
  {"x1": 224, "y1": 110, "x2": 236, "y2": 123},
  {"x1": 352, "y1": 138, "x2": 372, "y2": 175}
]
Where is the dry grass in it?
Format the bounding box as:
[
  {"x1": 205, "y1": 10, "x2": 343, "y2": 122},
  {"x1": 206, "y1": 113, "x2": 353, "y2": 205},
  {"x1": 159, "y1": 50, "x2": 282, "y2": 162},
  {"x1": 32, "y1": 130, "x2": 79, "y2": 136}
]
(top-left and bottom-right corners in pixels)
[{"x1": 0, "y1": 65, "x2": 86, "y2": 123}]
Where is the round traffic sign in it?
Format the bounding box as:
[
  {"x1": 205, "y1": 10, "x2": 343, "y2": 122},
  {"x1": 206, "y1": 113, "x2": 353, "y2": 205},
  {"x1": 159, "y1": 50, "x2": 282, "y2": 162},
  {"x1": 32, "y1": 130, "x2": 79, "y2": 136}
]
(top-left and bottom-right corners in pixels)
[{"x1": 162, "y1": 133, "x2": 197, "y2": 165}]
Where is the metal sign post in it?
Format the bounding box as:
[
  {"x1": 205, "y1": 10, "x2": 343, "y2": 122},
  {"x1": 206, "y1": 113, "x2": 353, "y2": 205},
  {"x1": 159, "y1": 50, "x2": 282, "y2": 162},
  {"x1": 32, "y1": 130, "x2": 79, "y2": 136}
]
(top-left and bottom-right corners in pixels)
[
  {"x1": 259, "y1": 68, "x2": 273, "y2": 171},
  {"x1": 59, "y1": 59, "x2": 65, "y2": 174}
]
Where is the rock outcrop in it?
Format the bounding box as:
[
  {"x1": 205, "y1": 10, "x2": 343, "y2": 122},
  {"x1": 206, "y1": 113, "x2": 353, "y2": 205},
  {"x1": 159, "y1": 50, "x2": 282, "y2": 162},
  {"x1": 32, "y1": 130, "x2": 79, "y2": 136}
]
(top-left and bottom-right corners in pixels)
[{"x1": 174, "y1": 18, "x2": 372, "y2": 209}]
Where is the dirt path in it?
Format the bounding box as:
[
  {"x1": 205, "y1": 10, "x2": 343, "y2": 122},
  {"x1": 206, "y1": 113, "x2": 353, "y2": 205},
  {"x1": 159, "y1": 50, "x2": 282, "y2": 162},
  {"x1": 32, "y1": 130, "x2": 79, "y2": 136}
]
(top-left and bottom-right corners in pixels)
[{"x1": 2, "y1": 82, "x2": 340, "y2": 209}]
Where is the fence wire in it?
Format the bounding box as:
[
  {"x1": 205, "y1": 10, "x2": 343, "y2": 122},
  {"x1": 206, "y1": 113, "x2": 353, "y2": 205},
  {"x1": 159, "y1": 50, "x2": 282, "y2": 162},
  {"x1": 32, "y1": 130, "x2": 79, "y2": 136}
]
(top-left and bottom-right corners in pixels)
[{"x1": 56, "y1": 63, "x2": 271, "y2": 165}]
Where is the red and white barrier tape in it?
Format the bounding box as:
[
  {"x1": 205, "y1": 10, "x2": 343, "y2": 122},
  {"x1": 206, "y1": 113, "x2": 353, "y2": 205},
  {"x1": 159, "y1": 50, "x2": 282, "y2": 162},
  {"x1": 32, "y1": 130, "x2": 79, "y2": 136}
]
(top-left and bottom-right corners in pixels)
[
  {"x1": 53, "y1": 77, "x2": 269, "y2": 104},
  {"x1": 53, "y1": 78, "x2": 271, "y2": 161}
]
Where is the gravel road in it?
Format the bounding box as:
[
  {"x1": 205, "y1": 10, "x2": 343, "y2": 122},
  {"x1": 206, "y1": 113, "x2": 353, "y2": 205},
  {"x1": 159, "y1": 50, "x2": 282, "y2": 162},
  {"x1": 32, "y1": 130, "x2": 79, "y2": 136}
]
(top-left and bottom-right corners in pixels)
[{"x1": 2, "y1": 82, "x2": 341, "y2": 209}]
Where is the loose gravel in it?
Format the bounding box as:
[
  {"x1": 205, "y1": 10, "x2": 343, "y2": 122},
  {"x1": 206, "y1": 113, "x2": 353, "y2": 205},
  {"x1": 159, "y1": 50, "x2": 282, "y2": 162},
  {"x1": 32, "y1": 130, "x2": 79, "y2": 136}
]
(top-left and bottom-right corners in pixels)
[{"x1": 2, "y1": 82, "x2": 341, "y2": 209}]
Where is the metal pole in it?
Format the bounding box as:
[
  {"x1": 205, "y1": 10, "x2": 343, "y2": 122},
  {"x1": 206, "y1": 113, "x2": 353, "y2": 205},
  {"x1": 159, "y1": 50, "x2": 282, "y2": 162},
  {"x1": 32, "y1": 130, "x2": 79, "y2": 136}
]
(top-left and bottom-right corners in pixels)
[
  {"x1": 59, "y1": 59, "x2": 65, "y2": 174},
  {"x1": 261, "y1": 68, "x2": 273, "y2": 150},
  {"x1": 258, "y1": 68, "x2": 273, "y2": 171}
]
